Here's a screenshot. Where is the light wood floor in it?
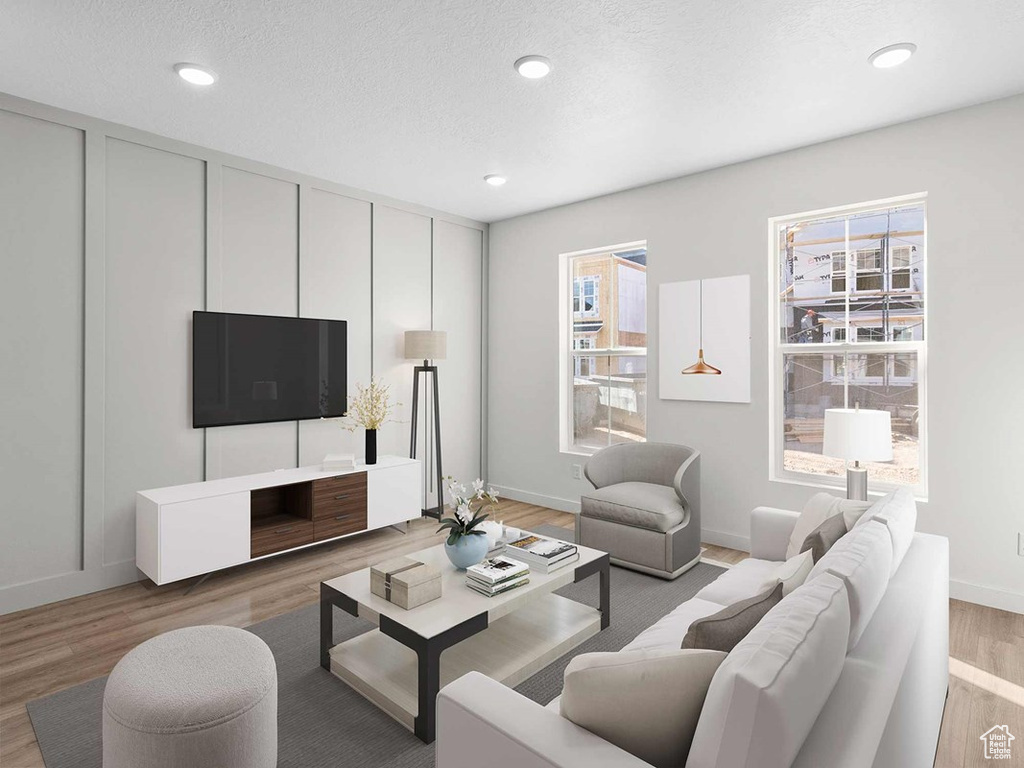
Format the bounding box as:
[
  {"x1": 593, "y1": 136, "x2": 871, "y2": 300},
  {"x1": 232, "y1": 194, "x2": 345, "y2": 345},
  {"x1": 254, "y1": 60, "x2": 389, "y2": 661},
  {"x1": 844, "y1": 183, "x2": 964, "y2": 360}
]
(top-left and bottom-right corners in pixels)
[{"x1": 0, "y1": 502, "x2": 1010, "y2": 768}]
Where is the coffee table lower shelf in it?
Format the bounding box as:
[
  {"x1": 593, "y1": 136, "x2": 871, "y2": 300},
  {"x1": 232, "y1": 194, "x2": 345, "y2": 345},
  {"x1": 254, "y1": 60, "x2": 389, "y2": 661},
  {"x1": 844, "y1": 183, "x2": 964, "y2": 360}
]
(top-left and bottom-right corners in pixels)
[{"x1": 329, "y1": 593, "x2": 601, "y2": 734}]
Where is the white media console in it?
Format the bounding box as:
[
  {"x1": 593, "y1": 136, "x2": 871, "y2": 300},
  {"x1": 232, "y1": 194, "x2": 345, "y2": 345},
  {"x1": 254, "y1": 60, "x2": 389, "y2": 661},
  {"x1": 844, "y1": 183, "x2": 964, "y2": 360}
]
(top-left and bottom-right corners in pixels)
[{"x1": 136, "y1": 455, "x2": 421, "y2": 585}]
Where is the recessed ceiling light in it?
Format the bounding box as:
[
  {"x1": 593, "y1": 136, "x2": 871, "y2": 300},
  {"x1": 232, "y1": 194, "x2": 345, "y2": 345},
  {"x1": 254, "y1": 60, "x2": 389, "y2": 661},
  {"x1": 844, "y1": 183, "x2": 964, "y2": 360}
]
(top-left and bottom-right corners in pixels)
[
  {"x1": 868, "y1": 43, "x2": 917, "y2": 69},
  {"x1": 174, "y1": 63, "x2": 218, "y2": 86},
  {"x1": 514, "y1": 55, "x2": 552, "y2": 79},
  {"x1": 484, "y1": 174, "x2": 507, "y2": 187}
]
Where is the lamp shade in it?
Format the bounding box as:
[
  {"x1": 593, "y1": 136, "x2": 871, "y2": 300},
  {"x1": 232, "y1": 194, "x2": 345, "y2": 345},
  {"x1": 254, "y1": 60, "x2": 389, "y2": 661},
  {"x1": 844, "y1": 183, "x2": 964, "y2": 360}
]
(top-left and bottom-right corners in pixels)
[
  {"x1": 823, "y1": 408, "x2": 893, "y2": 462},
  {"x1": 404, "y1": 330, "x2": 447, "y2": 361}
]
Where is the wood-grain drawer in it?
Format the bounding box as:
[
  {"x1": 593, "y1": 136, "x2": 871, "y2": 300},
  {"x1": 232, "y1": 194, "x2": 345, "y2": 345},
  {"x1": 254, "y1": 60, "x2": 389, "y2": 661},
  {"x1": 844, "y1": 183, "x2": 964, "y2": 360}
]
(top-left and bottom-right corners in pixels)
[
  {"x1": 313, "y1": 508, "x2": 368, "y2": 541},
  {"x1": 250, "y1": 516, "x2": 314, "y2": 558},
  {"x1": 312, "y1": 473, "x2": 367, "y2": 520}
]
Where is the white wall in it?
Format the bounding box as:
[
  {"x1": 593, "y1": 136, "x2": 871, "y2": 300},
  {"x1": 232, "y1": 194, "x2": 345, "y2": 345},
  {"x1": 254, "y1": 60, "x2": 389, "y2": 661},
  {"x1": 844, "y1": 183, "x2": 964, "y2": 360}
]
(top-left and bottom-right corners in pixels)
[
  {"x1": 488, "y1": 94, "x2": 1024, "y2": 613},
  {"x1": 0, "y1": 92, "x2": 485, "y2": 614}
]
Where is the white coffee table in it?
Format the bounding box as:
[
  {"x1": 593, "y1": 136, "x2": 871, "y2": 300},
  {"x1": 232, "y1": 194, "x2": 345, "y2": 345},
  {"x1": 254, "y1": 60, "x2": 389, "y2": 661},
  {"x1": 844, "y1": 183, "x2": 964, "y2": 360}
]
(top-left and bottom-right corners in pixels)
[{"x1": 319, "y1": 537, "x2": 610, "y2": 743}]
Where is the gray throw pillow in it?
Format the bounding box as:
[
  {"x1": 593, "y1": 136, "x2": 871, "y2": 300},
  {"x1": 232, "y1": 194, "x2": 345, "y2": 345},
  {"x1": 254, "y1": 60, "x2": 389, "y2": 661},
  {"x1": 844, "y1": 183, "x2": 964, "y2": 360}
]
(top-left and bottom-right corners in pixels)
[
  {"x1": 681, "y1": 582, "x2": 784, "y2": 653},
  {"x1": 800, "y1": 513, "x2": 848, "y2": 563}
]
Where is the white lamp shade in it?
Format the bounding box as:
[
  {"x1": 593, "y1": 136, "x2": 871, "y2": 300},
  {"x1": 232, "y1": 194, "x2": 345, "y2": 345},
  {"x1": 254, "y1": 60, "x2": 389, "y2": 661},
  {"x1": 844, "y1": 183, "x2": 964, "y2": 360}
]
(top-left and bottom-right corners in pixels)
[
  {"x1": 823, "y1": 408, "x2": 893, "y2": 462},
  {"x1": 404, "y1": 330, "x2": 447, "y2": 361}
]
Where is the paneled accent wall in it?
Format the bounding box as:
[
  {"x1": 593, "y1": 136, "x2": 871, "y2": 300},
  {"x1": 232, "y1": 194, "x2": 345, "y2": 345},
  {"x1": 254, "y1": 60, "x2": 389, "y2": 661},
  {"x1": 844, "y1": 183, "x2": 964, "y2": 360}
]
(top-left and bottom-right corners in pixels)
[
  {"x1": 372, "y1": 206, "x2": 433, "y2": 469},
  {"x1": 206, "y1": 167, "x2": 301, "y2": 480},
  {"x1": 0, "y1": 92, "x2": 486, "y2": 614},
  {"x1": 297, "y1": 189, "x2": 373, "y2": 465},
  {"x1": 103, "y1": 139, "x2": 206, "y2": 567},
  {"x1": 433, "y1": 221, "x2": 484, "y2": 498},
  {"x1": 0, "y1": 110, "x2": 85, "y2": 589}
]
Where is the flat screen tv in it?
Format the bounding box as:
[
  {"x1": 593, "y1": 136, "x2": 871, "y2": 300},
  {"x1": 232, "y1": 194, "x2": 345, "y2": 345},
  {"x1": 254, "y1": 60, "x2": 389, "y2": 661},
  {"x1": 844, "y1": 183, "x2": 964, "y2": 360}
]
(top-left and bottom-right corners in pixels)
[{"x1": 192, "y1": 311, "x2": 347, "y2": 428}]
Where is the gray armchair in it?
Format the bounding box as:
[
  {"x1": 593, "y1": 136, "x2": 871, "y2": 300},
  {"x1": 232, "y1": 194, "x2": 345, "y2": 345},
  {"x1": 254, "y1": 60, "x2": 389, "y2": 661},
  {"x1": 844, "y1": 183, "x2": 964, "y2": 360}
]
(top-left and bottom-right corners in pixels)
[{"x1": 577, "y1": 442, "x2": 701, "y2": 580}]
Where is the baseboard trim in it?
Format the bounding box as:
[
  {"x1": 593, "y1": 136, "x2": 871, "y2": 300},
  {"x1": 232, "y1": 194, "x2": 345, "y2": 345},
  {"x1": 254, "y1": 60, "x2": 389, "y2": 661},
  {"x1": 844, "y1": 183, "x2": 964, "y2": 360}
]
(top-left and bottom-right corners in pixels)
[
  {"x1": 701, "y1": 528, "x2": 751, "y2": 553},
  {"x1": 0, "y1": 560, "x2": 141, "y2": 616},
  {"x1": 492, "y1": 485, "x2": 580, "y2": 514},
  {"x1": 950, "y1": 578, "x2": 1024, "y2": 615}
]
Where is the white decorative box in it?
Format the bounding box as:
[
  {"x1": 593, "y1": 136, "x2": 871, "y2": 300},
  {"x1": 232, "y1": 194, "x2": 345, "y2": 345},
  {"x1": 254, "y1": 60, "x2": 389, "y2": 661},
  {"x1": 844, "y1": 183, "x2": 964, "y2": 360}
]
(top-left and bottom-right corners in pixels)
[{"x1": 370, "y1": 557, "x2": 442, "y2": 609}]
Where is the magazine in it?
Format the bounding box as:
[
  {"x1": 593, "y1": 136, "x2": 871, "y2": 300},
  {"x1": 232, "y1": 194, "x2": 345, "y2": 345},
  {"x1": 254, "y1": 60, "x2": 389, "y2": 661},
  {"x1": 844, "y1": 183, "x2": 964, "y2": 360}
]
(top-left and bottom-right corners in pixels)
[
  {"x1": 466, "y1": 556, "x2": 530, "y2": 586},
  {"x1": 526, "y1": 552, "x2": 580, "y2": 575},
  {"x1": 466, "y1": 574, "x2": 530, "y2": 597},
  {"x1": 506, "y1": 533, "x2": 577, "y2": 566}
]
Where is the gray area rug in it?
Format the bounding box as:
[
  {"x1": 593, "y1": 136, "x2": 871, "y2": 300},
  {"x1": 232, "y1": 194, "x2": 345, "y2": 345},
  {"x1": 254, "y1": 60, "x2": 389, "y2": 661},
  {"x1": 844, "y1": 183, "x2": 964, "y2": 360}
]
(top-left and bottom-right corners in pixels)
[{"x1": 27, "y1": 525, "x2": 725, "y2": 768}]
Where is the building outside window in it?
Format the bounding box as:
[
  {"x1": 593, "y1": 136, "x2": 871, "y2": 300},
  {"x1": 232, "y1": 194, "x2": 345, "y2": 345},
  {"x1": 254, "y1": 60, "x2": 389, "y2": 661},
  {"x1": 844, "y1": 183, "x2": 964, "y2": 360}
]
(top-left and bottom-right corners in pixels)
[
  {"x1": 772, "y1": 197, "x2": 926, "y2": 494},
  {"x1": 560, "y1": 243, "x2": 648, "y2": 454}
]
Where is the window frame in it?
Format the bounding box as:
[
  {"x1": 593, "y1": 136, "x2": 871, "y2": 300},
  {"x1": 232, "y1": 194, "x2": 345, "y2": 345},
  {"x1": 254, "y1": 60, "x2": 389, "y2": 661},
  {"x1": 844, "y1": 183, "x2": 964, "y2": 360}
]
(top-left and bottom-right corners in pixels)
[
  {"x1": 559, "y1": 240, "x2": 648, "y2": 456},
  {"x1": 768, "y1": 194, "x2": 928, "y2": 499}
]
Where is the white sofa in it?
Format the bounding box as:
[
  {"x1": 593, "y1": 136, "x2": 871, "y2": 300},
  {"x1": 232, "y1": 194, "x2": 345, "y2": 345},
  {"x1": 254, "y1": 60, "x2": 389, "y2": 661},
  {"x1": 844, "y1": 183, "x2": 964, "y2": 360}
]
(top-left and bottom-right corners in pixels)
[{"x1": 436, "y1": 493, "x2": 949, "y2": 768}]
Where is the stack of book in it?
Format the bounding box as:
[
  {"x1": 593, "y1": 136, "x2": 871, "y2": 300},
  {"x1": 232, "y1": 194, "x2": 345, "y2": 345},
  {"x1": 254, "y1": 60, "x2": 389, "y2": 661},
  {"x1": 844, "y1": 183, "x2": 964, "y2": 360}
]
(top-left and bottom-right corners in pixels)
[
  {"x1": 322, "y1": 453, "x2": 357, "y2": 472},
  {"x1": 505, "y1": 533, "x2": 579, "y2": 573},
  {"x1": 465, "y1": 556, "x2": 530, "y2": 597}
]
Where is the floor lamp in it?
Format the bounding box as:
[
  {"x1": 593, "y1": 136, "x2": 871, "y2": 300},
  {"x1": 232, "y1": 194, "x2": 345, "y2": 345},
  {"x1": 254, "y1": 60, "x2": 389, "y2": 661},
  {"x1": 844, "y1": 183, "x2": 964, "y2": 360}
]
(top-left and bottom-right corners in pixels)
[{"x1": 406, "y1": 330, "x2": 446, "y2": 519}]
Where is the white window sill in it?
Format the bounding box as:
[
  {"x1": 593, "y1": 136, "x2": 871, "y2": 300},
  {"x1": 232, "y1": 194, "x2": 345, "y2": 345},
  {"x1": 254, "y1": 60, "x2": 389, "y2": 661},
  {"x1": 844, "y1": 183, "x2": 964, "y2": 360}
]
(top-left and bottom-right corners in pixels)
[{"x1": 561, "y1": 448, "x2": 599, "y2": 458}]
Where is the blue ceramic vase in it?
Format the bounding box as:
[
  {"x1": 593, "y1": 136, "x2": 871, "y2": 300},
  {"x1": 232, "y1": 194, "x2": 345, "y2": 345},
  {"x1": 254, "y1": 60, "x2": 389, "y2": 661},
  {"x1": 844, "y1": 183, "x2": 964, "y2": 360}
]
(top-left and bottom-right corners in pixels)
[{"x1": 444, "y1": 534, "x2": 489, "y2": 570}]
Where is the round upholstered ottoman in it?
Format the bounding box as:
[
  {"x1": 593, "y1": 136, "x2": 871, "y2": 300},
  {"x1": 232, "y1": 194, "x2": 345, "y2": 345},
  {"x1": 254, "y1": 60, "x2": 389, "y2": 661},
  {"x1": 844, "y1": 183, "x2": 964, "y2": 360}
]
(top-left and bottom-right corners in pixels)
[{"x1": 102, "y1": 625, "x2": 277, "y2": 768}]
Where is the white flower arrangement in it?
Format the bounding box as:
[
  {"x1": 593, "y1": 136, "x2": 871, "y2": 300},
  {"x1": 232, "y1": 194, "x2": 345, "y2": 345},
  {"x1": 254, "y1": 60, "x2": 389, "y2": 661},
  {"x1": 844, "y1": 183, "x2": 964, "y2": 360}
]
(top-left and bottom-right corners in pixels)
[
  {"x1": 437, "y1": 475, "x2": 500, "y2": 546},
  {"x1": 338, "y1": 379, "x2": 401, "y2": 431}
]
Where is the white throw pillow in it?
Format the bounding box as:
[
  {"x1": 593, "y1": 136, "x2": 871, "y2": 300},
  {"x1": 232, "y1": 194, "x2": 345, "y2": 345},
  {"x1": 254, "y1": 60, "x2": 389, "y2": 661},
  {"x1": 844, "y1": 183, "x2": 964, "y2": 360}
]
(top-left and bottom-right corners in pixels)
[
  {"x1": 807, "y1": 520, "x2": 893, "y2": 650},
  {"x1": 560, "y1": 648, "x2": 727, "y2": 768},
  {"x1": 685, "y1": 574, "x2": 851, "y2": 768},
  {"x1": 763, "y1": 550, "x2": 814, "y2": 596},
  {"x1": 786, "y1": 493, "x2": 872, "y2": 559}
]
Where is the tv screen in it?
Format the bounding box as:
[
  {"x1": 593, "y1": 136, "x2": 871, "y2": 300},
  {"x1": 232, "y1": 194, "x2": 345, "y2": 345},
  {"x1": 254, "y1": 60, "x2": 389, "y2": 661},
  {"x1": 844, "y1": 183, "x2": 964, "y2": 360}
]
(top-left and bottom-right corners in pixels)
[{"x1": 192, "y1": 311, "x2": 348, "y2": 428}]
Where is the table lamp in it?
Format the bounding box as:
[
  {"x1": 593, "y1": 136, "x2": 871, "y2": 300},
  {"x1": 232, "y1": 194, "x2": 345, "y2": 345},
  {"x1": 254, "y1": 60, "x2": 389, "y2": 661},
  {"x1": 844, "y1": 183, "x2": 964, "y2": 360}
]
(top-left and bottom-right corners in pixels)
[
  {"x1": 823, "y1": 406, "x2": 893, "y2": 500},
  {"x1": 405, "y1": 330, "x2": 447, "y2": 518}
]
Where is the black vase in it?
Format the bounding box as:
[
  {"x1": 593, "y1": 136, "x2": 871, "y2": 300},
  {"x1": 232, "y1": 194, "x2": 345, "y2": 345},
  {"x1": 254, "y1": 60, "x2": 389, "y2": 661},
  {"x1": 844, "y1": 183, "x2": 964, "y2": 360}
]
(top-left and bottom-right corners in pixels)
[{"x1": 365, "y1": 429, "x2": 378, "y2": 465}]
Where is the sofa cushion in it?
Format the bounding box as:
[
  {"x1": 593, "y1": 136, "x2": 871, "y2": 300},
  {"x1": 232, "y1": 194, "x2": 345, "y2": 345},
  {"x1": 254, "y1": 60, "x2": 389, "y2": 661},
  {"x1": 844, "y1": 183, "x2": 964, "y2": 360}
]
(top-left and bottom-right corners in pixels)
[
  {"x1": 686, "y1": 573, "x2": 851, "y2": 768},
  {"x1": 561, "y1": 648, "x2": 727, "y2": 768},
  {"x1": 772, "y1": 550, "x2": 814, "y2": 596},
  {"x1": 682, "y1": 582, "x2": 783, "y2": 653},
  {"x1": 853, "y1": 488, "x2": 917, "y2": 575},
  {"x1": 624, "y1": 598, "x2": 725, "y2": 652},
  {"x1": 787, "y1": 493, "x2": 872, "y2": 559},
  {"x1": 800, "y1": 513, "x2": 848, "y2": 563},
  {"x1": 809, "y1": 520, "x2": 893, "y2": 650},
  {"x1": 695, "y1": 559, "x2": 780, "y2": 606},
  {"x1": 581, "y1": 482, "x2": 685, "y2": 532}
]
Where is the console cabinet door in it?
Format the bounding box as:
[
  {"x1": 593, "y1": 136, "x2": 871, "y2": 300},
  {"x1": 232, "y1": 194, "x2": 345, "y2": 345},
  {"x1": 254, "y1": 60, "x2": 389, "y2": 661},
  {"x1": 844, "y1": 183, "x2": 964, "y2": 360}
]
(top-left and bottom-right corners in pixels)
[
  {"x1": 367, "y1": 463, "x2": 422, "y2": 528},
  {"x1": 158, "y1": 492, "x2": 250, "y2": 583}
]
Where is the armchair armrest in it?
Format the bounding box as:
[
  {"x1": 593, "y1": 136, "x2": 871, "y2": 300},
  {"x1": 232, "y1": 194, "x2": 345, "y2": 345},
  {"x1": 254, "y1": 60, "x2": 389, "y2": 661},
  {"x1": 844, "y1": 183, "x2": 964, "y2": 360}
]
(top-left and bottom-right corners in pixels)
[
  {"x1": 749, "y1": 506, "x2": 800, "y2": 561},
  {"x1": 437, "y1": 672, "x2": 654, "y2": 768}
]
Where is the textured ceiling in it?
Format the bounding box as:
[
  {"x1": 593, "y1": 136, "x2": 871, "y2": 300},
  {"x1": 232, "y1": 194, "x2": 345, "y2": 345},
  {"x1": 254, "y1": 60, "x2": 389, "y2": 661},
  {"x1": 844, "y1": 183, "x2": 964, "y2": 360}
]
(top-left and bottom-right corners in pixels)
[{"x1": 3, "y1": 0, "x2": 1024, "y2": 222}]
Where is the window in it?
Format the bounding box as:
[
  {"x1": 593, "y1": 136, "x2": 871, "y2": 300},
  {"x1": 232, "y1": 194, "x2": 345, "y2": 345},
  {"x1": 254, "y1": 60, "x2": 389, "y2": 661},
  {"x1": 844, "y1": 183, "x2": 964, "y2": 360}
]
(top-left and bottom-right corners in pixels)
[
  {"x1": 560, "y1": 243, "x2": 648, "y2": 454},
  {"x1": 890, "y1": 245, "x2": 913, "y2": 290},
  {"x1": 573, "y1": 275, "x2": 600, "y2": 316},
  {"x1": 573, "y1": 335, "x2": 596, "y2": 376},
  {"x1": 855, "y1": 248, "x2": 883, "y2": 291},
  {"x1": 772, "y1": 196, "x2": 926, "y2": 494},
  {"x1": 830, "y1": 251, "x2": 847, "y2": 293}
]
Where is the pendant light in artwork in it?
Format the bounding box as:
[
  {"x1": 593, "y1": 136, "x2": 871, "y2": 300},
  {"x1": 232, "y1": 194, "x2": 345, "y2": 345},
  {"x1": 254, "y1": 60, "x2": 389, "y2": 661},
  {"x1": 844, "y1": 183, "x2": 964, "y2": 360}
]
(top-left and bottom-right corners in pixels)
[{"x1": 681, "y1": 279, "x2": 722, "y2": 375}]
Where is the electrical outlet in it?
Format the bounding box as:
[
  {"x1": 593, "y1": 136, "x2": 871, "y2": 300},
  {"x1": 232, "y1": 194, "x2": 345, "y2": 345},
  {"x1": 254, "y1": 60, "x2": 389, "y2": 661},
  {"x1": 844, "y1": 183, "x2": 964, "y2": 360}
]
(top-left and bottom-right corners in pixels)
[
  {"x1": 572, "y1": 464, "x2": 582, "y2": 480},
  {"x1": 1018, "y1": 532, "x2": 1024, "y2": 557}
]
